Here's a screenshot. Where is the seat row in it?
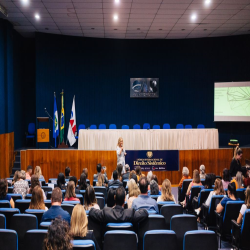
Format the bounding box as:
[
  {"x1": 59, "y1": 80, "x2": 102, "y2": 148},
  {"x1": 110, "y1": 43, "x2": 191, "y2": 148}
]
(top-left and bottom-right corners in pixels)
[{"x1": 0, "y1": 212, "x2": 217, "y2": 250}]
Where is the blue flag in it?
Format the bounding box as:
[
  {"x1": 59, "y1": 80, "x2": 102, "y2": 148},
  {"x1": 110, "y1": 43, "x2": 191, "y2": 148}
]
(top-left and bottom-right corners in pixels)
[{"x1": 53, "y1": 94, "x2": 59, "y2": 147}]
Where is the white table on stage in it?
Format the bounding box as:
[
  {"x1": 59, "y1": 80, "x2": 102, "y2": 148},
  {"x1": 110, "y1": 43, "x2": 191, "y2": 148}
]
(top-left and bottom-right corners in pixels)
[{"x1": 78, "y1": 129, "x2": 219, "y2": 150}]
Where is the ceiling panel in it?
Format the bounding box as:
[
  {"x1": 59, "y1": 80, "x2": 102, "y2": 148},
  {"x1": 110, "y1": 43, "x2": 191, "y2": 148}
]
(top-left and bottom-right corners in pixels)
[{"x1": 2, "y1": 0, "x2": 249, "y2": 39}]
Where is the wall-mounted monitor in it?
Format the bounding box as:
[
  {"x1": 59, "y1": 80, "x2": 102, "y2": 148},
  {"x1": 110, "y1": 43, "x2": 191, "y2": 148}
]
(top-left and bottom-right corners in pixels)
[
  {"x1": 214, "y1": 81, "x2": 250, "y2": 122},
  {"x1": 130, "y1": 78, "x2": 159, "y2": 98}
]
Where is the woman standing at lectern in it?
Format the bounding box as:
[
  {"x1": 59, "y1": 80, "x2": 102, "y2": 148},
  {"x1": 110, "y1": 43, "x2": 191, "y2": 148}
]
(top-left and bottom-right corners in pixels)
[
  {"x1": 230, "y1": 147, "x2": 243, "y2": 178},
  {"x1": 117, "y1": 137, "x2": 127, "y2": 173}
]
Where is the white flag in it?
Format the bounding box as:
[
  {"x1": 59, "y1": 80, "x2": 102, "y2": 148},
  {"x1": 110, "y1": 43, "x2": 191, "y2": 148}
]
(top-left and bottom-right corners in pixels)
[{"x1": 67, "y1": 96, "x2": 76, "y2": 146}]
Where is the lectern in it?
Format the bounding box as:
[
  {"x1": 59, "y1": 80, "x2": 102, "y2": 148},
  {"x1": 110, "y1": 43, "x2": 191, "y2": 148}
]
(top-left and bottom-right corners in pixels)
[{"x1": 37, "y1": 117, "x2": 50, "y2": 144}]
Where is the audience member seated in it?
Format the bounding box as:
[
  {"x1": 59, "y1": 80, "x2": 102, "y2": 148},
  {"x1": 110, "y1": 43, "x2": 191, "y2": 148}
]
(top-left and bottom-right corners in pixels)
[
  {"x1": 244, "y1": 168, "x2": 250, "y2": 187},
  {"x1": 181, "y1": 169, "x2": 202, "y2": 207},
  {"x1": 69, "y1": 176, "x2": 80, "y2": 194},
  {"x1": 13, "y1": 170, "x2": 29, "y2": 199},
  {"x1": 178, "y1": 166, "x2": 191, "y2": 188},
  {"x1": 231, "y1": 171, "x2": 243, "y2": 189},
  {"x1": 29, "y1": 175, "x2": 46, "y2": 200},
  {"x1": 78, "y1": 173, "x2": 89, "y2": 191},
  {"x1": 12, "y1": 170, "x2": 19, "y2": 185},
  {"x1": 157, "y1": 179, "x2": 175, "y2": 203},
  {"x1": 135, "y1": 166, "x2": 145, "y2": 182},
  {"x1": 34, "y1": 166, "x2": 45, "y2": 180},
  {"x1": 96, "y1": 174, "x2": 105, "y2": 187},
  {"x1": 129, "y1": 170, "x2": 138, "y2": 183},
  {"x1": 222, "y1": 168, "x2": 230, "y2": 190},
  {"x1": 151, "y1": 175, "x2": 161, "y2": 191},
  {"x1": 82, "y1": 168, "x2": 88, "y2": 179},
  {"x1": 216, "y1": 183, "x2": 240, "y2": 215},
  {"x1": 84, "y1": 186, "x2": 100, "y2": 210},
  {"x1": 0, "y1": 179, "x2": 15, "y2": 208},
  {"x1": 70, "y1": 204, "x2": 101, "y2": 250},
  {"x1": 43, "y1": 218, "x2": 72, "y2": 250},
  {"x1": 147, "y1": 171, "x2": 153, "y2": 183},
  {"x1": 200, "y1": 164, "x2": 206, "y2": 179},
  {"x1": 132, "y1": 176, "x2": 159, "y2": 213},
  {"x1": 65, "y1": 166, "x2": 71, "y2": 179},
  {"x1": 57, "y1": 172, "x2": 66, "y2": 190},
  {"x1": 41, "y1": 187, "x2": 71, "y2": 224},
  {"x1": 107, "y1": 189, "x2": 116, "y2": 207},
  {"x1": 116, "y1": 164, "x2": 123, "y2": 182},
  {"x1": 150, "y1": 180, "x2": 159, "y2": 195},
  {"x1": 25, "y1": 165, "x2": 33, "y2": 180},
  {"x1": 93, "y1": 163, "x2": 108, "y2": 184},
  {"x1": 127, "y1": 179, "x2": 140, "y2": 208},
  {"x1": 122, "y1": 164, "x2": 130, "y2": 181},
  {"x1": 64, "y1": 181, "x2": 80, "y2": 202},
  {"x1": 29, "y1": 186, "x2": 48, "y2": 210},
  {"x1": 203, "y1": 174, "x2": 214, "y2": 189},
  {"x1": 89, "y1": 186, "x2": 148, "y2": 225},
  {"x1": 195, "y1": 178, "x2": 225, "y2": 215},
  {"x1": 237, "y1": 186, "x2": 250, "y2": 224},
  {"x1": 108, "y1": 170, "x2": 123, "y2": 189}
]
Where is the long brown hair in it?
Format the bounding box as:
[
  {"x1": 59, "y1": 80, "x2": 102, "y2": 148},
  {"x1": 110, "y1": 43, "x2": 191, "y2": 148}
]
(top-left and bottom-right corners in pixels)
[
  {"x1": 96, "y1": 174, "x2": 104, "y2": 187},
  {"x1": 29, "y1": 175, "x2": 40, "y2": 194},
  {"x1": 160, "y1": 179, "x2": 175, "y2": 201},
  {"x1": 84, "y1": 186, "x2": 97, "y2": 210},
  {"x1": 29, "y1": 186, "x2": 46, "y2": 210},
  {"x1": 193, "y1": 169, "x2": 200, "y2": 184},
  {"x1": 214, "y1": 178, "x2": 225, "y2": 195},
  {"x1": 0, "y1": 179, "x2": 7, "y2": 198},
  {"x1": 70, "y1": 204, "x2": 88, "y2": 237},
  {"x1": 245, "y1": 186, "x2": 250, "y2": 209},
  {"x1": 65, "y1": 181, "x2": 76, "y2": 199}
]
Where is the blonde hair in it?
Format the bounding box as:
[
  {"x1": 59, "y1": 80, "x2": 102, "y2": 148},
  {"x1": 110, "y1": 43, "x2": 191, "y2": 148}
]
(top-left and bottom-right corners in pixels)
[
  {"x1": 193, "y1": 169, "x2": 200, "y2": 184},
  {"x1": 160, "y1": 179, "x2": 175, "y2": 201},
  {"x1": 245, "y1": 186, "x2": 250, "y2": 209},
  {"x1": 70, "y1": 204, "x2": 88, "y2": 238},
  {"x1": 18, "y1": 170, "x2": 26, "y2": 180},
  {"x1": 117, "y1": 137, "x2": 123, "y2": 146},
  {"x1": 236, "y1": 171, "x2": 243, "y2": 189},
  {"x1": 214, "y1": 178, "x2": 225, "y2": 195},
  {"x1": 96, "y1": 174, "x2": 104, "y2": 187},
  {"x1": 233, "y1": 146, "x2": 242, "y2": 159},
  {"x1": 34, "y1": 166, "x2": 42, "y2": 179},
  {"x1": 128, "y1": 179, "x2": 140, "y2": 198}
]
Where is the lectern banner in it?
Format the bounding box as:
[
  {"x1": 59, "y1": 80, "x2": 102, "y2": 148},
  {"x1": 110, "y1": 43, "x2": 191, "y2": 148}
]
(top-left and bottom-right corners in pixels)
[{"x1": 125, "y1": 150, "x2": 179, "y2": 171}]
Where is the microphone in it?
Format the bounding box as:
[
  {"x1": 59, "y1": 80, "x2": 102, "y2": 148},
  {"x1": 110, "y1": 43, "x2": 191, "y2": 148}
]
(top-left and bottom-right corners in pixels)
[{"x1": 44, "y1": 107, "x2": 46, "y2": 111}]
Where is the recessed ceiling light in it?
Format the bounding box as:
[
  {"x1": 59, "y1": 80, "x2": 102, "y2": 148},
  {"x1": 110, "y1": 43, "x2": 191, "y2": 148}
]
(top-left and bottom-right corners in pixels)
[
  {"x1": 205, "y1": 0, "x2": 211, "y2": 6},
  {"x1": 91, "y1": 28, "x2": 95, "y2": 30},
  {"x1": 159, "y1": 29, "x2": 163, "y2": 31},
  {"x1": 114, "y1": 29, "x2": 118, "y2": 30},
  {"x1": 21, "y1": 0, "x2": 29, "y2": 6},
  {"x1": 191, "y1": 14, "x2": 197, "y2": 21},
  {"x1": 182, "y1": 29, "x2": 185, "y2": 31},
  {"x1": 113, "y1": 14, "x2": 118, "y2": 21},
  {"x1": 137, "y1": 28, "x2": 140, "y2": 30},
  {"x1": 204, "y1": 29, "x2": 207, "y2": 31},
  {"x1": 115, "y1": 0, "x2": 120, "y2": 4},
  {"x1": 35, "y1": 13, "x2": 40, "y2": 20},
  {"x1": 45, "y1": 28, "x2": 49, "y2": 30}
]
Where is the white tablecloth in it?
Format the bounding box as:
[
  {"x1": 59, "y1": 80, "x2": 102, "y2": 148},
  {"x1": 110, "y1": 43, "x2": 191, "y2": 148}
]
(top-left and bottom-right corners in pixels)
[{"x1": 78, "y1": 129, "x2": 219, "y2": 150}]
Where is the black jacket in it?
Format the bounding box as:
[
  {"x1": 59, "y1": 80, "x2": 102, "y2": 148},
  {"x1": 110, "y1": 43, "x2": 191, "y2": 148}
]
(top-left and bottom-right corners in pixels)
[
  {"x1": 230, "y1": 158, "x2": 242, "y2": 177},
  {"x1": 74, "y1": 231, "x2": 100, "y2": 250},
  {"x1": 122, "y1": 172, "x2": 130, "y2": 181},
  {"x1": 89, "y1": 205, "x2": 148, "y2": 225},
  {"x1": 108, "y1": 180, "x2": 123, "y2": 189}
]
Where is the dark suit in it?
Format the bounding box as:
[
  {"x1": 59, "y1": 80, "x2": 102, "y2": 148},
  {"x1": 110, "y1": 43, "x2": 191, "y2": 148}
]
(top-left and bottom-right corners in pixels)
[
  {"x1": 122, "y1": 172, "x2": 130, "y2": 181},
  {"x1": 89, "y1": 205, "x2": 148, "y2": 225},
  {"x1": 108, "y1": 180, "x2": 123, "y2": 189}
]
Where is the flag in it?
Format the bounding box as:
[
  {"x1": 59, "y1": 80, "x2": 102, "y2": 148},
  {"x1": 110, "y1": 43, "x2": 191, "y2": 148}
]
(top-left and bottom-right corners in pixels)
[
  {"x1": 67, "y1": 95, "x2": 77, "y2": 146},
  {"x1": 53, "y1": 93, "x2": 59, "y2": 147},
  {"x1": 60, "y1": 90, "x2": 65, "y2": 143}
]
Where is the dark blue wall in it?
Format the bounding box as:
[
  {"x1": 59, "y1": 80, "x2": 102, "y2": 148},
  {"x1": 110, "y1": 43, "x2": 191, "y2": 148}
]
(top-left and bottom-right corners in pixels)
[
  {"x1": 0, "y1": 19, "x2": 36, "y2": 149},
  {"x1": 36, "y1": 33, "x2": 250, "y2": 147}
]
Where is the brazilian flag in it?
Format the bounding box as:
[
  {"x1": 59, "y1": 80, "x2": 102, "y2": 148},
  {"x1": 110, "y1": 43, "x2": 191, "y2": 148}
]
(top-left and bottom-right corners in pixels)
[{"x1": 60, "y1": 90, "x2": 65, "y2": 143}]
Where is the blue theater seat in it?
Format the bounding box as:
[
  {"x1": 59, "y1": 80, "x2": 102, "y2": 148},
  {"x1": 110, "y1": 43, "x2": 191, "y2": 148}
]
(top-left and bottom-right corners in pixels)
[{"x1": 0, "y1": 229, "x2": 18, "y2": 250}]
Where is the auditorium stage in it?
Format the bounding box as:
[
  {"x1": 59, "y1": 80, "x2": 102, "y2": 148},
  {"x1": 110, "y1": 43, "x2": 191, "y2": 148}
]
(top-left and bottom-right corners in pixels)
[{"x1": 20, "y1": 148, "x2": 250, "y2": 185}]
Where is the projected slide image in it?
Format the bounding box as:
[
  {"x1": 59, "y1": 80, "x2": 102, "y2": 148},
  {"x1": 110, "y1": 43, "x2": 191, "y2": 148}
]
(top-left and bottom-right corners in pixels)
[{"x1": 214, "y1": 82, "x2": 250, "y2": 122}]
